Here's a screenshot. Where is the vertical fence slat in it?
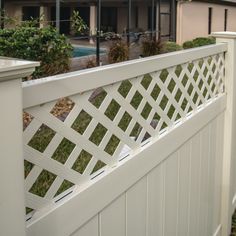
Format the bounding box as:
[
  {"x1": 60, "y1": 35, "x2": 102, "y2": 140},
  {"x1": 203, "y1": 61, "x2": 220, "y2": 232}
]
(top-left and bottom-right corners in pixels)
[
  {"x1": 199, "y1": 126, "x2": 210, "y2": 236},
  {"x1": 147, "y1": 163, "x2": 164, "y2": 236},
  {"x1": 164, "y1": 152, "x2": 179, "y2": 236},
  {"x1": 207, "y1": 120, "x2": 217, "y2": 236},
  {"x1": 212, "y1": 113, "x2": 224, "y2": 235},
  {"x1": 100, "y1": 195, "x2": 126, "y2": 236},
  {"x1": 126, "y1": 177, "x2": 147, "y2": 236},
  {"x1": 189, "y1": 133, "x2": 201, "y2": 236},
  {"x1": 177, "y1": 142, "x2": 191, "y2": 236}
]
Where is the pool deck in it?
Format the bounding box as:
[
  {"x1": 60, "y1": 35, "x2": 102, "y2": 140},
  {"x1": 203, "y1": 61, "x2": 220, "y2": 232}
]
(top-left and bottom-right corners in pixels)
[{"x1": 69, "y1": 38, "x2": 142, "y2": 71}]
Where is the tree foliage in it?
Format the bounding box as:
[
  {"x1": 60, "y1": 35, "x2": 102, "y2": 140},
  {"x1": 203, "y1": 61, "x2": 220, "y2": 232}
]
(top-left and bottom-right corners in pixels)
[
  {"x1": 71, "y1": 10, "x2": 88, "y2": 36},
  {"x1": 0, "y1": 21, "x2": 73, "y2": 80}
]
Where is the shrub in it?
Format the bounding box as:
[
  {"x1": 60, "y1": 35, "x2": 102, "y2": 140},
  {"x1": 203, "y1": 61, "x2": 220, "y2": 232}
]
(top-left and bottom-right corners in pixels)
[
  {"x1": 183, "y1": 37, "x2": 216, "y2": 49},
  {"x1": 161, "y1": 41, "x2": 182, "y2": 53},
  {"x1": 182, "y1": 40, "x2": 195, "y2": 49},
  {"x1": 141, "y1": 38, "x2": 162, "y2": 57},
  {"x1": 108, "y1": 40, "x2": 129, "y2": 63},
  {"x1": 0, "y1": 23, "x2": 73, "y2": 80},
  {"x1": 192, "y1": 37, "x2": 216, "y2": 46},
  {"x1": 85, "y1": 56, "x2": 97, "y2": 68}
]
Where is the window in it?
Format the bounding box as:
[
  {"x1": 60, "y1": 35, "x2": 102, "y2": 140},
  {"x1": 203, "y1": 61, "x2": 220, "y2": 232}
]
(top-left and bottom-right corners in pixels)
[
  {"x1": 224, "y1": 9, "x2": 228, "y2": 31},
  {"x1": 101, "y1": 7, "x2": 117, "y2": 32},
  {"x1": 208, "y1": 7, "x2": 212, "y2": 34},
  {"x1": 22, "y1": 6, "x2": 40, "y2": 21},
  {"x1": 148, "y1": 6, "x2": 156, "y2": 31},
  {"x1": 50, "y1": 7, "x2": 71, "y2": 35}
]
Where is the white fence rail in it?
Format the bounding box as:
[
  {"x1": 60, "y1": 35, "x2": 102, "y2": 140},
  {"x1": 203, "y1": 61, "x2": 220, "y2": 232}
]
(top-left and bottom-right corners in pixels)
[{"x1": 1, "y1": 32, "x2": 236, "y2": 236}]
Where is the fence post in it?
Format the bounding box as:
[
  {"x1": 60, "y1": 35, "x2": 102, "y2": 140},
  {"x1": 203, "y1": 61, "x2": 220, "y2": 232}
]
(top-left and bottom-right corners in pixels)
[
  {"x1": 212, "y1": 32, "x2": 236, "y2": 236},
  {"x1": 0, "y1": 58, "x2": 38, "y2": 236}
]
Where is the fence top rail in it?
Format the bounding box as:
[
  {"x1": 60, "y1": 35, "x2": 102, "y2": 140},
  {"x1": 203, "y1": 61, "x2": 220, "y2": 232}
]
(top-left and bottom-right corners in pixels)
[
  {"x1": 22, "y1": 43, "x2": 227, "y2": 109},
  {"x1": 0, "y1": 57, "x2": 39, "y2": 82}
]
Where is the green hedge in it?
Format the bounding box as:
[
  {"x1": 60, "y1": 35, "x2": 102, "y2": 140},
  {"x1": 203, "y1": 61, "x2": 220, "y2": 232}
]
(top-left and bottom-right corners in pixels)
[
  {"x1": 183, "y1": 37, "x2": 216, "y2": 49},
  {"x1": 0, "y1": 24, "x2": 73, "y2": 80},
  {"x1": 161, "y1": 41, "x2": 182, "y2": 53}
]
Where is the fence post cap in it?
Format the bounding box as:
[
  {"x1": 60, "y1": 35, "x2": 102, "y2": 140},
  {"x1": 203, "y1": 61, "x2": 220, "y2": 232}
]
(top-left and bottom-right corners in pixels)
[
  {"x1": 0, "y1": 57, "x2": 39, "y2": 82},
  {"x1": 211, "y1": 31, "x2": 236, "y2": 39}
]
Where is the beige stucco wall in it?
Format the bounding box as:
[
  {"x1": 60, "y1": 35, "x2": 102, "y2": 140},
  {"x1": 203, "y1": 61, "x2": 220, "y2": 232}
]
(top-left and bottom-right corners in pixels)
[
  {"x1": 228, "y1": 8, "x2": 236, "y2": 32},
  {"x1": 4, "y1": 2, "x2": 22, "y2": 27},
  {"x1": 117, "y1": 6, "x2": 139, "y2": 33},
  {"x1": 4, "y1": 2, "x2": 51, "y2": 28},
  {"x1": 176, "y1": 1, "x2": 236, "y2": 44},
  {"x1": 138, "y1": 4, "x2": 148, "y2": 31},
  {"x1": 117, "y1": 7, "x2": 128, "y2": 33}
]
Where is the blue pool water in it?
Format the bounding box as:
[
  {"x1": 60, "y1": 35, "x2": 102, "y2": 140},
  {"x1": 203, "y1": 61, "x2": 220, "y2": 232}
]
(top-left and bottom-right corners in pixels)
[{"x1": 73, "y1": 47, "x2": 106, "y2": 58}]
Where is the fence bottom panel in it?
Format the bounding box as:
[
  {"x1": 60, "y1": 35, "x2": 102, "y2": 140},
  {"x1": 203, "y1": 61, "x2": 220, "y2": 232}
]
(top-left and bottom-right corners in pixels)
[{"x1": 26, "y1": 95, "x2": 225, "y2": 236}]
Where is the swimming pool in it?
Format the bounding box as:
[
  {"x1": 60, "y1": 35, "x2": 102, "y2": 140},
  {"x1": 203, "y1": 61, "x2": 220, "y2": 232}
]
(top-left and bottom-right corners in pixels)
[{"x1": 73, "y1": 46, "x2": 106, "y2": 58}]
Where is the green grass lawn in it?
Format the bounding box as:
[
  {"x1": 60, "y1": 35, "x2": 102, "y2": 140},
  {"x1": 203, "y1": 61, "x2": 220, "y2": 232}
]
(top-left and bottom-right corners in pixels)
[{"x1": 24, "y1": 61, "x2": 215, "y2": 214}]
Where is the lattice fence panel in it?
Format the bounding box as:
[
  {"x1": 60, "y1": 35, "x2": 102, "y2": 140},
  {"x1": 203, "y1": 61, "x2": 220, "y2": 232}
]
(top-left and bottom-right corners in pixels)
[{"x1": 23, "y1": 53, "x2": 225, "y2": 217}]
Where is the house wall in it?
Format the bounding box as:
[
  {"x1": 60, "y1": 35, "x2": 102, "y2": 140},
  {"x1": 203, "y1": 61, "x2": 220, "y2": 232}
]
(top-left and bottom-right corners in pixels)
[
  {"x1": 113, "y1": 6, "x2": 141, "y2": 33},
  {"x1": 228, "y1": 7, "x2": 236, "y2": 31},
  {"x1": 117, "y1": 7, "x2": 127, "y2": 33},
  {"x1": 4, "y1": 2, "x2": 51, "y2": 28},
  {"x1": 4, "y1": 1, "x2": 170, "y2": 37},
  {"x1": 176, "y1": 1, "x2": 236, "y2": 44},
  {"x1": 4, "y1": 2, "x2": 22, "y2": 28},
  {"x1": 138, "y1": 4, "x2": 148, "y2": 31}
]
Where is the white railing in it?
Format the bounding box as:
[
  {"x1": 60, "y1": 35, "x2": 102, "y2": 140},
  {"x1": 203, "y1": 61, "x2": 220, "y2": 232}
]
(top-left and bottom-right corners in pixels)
[{"x1": 1, "y1": 32, "x2": 236, "y2": 236}]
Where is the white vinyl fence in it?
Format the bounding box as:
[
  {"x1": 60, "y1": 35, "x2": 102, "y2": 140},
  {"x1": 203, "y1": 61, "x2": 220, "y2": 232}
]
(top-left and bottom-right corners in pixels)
[{"x1": 1, "y1": 32, "x2": 236, "y2": 236}]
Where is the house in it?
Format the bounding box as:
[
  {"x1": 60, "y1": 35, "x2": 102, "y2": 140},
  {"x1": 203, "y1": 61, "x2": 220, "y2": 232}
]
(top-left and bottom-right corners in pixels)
[
  {"x1": 2, "y1": 0, "x2": 236, "y2": 44},
  {"x1": 176, "y1": 0, "x2": 236, "y2": 44},
  {"x1": 2, "y1": 0, "x2": 176, "y2": 40}
]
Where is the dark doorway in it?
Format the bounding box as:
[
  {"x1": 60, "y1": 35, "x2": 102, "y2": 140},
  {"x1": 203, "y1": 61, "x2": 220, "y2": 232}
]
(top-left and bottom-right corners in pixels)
[
  {"x1": 101, "y1": 7, "x2": 117, "y2": 32},
  {"x1": 22, "y1": 6, "x2": 40, "y2": 21},
  {"x1": 51, "y1": 7, "x2": 71, "y2": 35}
]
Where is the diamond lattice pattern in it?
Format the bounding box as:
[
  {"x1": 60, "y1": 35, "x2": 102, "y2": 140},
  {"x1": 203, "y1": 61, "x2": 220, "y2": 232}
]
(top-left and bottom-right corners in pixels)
[{"x1": 23, "y1": 53, "x2": 225, "y2": 216}]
